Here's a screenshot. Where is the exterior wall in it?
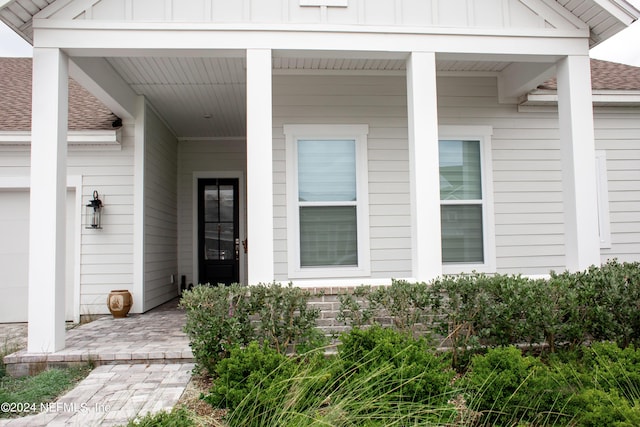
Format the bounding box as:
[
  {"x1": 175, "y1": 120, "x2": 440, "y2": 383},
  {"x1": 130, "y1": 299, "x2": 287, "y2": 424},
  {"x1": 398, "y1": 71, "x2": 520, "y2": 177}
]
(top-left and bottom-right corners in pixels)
[
  {"x1": 273, "y1": 73, "x2": 640, "y2": 280},
  {"x1": 438, "y1": 76, "x2": 567, "y2": 275},
  {"x1": 272, "y1": 73, "x2": 566, "y2": 280},
  {"x1": 177, "y1": 139, "x2": 247, "y2": 286},
  {"x1": 143, "y1": 106, "x2": 179, "y2": 310},
  {"x1": 73, "y1": 0, "x2": 566, "y2": 30},
  {"x1": 273, "y1": 74, "x2": 413, "y2": 281},
  {"x1": 595, "y1": 109, "x2": 640, "y2": 263},
  {"x1": 0, "y1": 124, "x2": 137, "y2": 316},
  {"x1": 71, "y1": 127, "x2": 136, "y2": 315}
]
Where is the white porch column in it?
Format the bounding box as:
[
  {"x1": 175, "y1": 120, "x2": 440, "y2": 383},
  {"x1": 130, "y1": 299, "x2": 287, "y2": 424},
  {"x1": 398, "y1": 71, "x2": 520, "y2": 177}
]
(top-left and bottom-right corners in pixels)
[
  {"x1": 557, "y1": 55, "x2": 601, "y2": 271},
  {"x1": 406, "y1": 52, "x2": 442, "y2": 281},
  {"x1": 28, "y1": 48, "x2": 69, "y2": 353},
  {"x1": 246, "y1": 49, "x2": 274, "y2": 284}
]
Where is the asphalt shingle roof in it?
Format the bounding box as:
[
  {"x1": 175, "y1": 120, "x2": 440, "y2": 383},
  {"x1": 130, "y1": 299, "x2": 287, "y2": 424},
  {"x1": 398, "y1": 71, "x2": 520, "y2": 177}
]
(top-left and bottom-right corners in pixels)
[
  {"x1": 0, "y1": 57, "x2": 118, "y2": 131},
  {"x1": 539, "y1": 58, "x2": 640, "y2": 91}
]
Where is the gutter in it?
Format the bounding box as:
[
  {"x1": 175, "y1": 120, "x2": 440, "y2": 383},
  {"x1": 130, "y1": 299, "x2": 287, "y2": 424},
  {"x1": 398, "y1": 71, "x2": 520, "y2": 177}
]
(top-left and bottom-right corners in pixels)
[{"x1": 0, "y1": 129, "x2": 121, "y2": 150}]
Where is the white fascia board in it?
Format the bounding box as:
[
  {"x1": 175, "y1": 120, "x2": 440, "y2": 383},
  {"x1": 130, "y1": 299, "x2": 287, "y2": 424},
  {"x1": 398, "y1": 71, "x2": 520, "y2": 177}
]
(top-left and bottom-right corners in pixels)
[
  {"x1": 522, "y1": 0, "x2": 587, "y2": 30},
  {"x1": 592, "y1": 0, "x2": 640, "y2": 26},
  {"x1": 32, "y1": 24, "x2": 591, "y2": 58},
  {"x1": 540, "y1": 0, "x2": 590, "y2": 29},
  {"x1": 521, "y1": 90, "x2": 640, "y2": 106},
  {"x1": 0, "y1": 129, "x2": 121, "y2": 150},
  {"x1": 37, "y1": 0, "x2": 98, "y2": 20}
]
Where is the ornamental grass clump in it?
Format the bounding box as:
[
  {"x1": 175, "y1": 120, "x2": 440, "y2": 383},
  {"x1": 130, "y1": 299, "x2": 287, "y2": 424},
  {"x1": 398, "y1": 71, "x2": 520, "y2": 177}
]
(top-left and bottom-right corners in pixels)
[{"x1": 217, "y1": 327, "x2": 459, "y2": 427}]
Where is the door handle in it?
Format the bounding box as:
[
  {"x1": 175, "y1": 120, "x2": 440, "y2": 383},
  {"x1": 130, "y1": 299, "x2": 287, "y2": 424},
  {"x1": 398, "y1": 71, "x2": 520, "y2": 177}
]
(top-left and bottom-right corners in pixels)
[
  {"x1": 242, "y1": 239, "x2": 248, "y2": 254},
  {"x1": 235, "y1": 238, "x2": 240, "y2": 261}
]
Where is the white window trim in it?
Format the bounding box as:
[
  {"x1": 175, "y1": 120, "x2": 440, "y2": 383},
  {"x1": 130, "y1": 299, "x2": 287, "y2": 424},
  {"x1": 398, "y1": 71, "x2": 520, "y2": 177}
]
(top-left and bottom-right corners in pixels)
[
  {"x1": 439, "y1": 126, "x2": 496, "y2": 274},
  {"x1": 595, "y1": 150, "x2": 612, "y2": 249},
  {"x1": 284, "y1": 124, "x2": 370, "y2": 279}
]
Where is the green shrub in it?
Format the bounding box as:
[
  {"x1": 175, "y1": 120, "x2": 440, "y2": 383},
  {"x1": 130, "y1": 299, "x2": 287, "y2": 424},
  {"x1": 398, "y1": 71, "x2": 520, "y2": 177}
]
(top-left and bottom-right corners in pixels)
[
  {"x1": 248, "y1": 282, "x2": 324, "y2": 354},
  {"x1": 179, "y1": 284, "x2": 253, "y2": 374},
  {"x1": 180, "y1": 282, "x2": 324, "y2": 374},
  {"x1": 580, "y1": 342, "x2": 640, "y2": 401},
  {"x1": 224, "y1": 328, "x2": 457, "y2": 427},
  {"x1": 575, "y1": 260, "x2": 640, "y2": 348},
  {"x1": 124, "y1": 407, "x2": 194, "y2": 426},
  {"x1": 462, "y1": 346, "x2": 575, "y2": 426},
  {"x1": 338, "y1": 326, "x2": 455, "y2": 407},
  {"x1": 336, "y1": 284, "x2": 375, "y2": 328},
  {"x1": 204, "y1": 341, "x2": 295, "y2": 410},
  {"x1": 572, "y1": 388, "x2": 640, "y2": 427}
]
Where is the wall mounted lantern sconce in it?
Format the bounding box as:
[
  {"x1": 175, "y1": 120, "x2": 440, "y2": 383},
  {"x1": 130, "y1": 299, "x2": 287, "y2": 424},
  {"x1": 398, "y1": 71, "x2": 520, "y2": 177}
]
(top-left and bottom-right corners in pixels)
[{"x1": 86, "y1": 190, "x2": 103, "y2": 229}]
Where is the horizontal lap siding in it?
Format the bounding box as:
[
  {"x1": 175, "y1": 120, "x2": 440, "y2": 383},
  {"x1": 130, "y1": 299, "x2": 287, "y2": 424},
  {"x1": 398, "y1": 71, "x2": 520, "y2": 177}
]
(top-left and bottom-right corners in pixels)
[
  {"x1": 143, "y1": 107, "x2": 178, "y2": 310},
  {"x1": 595, "y1": 110, "x2": 640, "y2": 262},
  {"x1": 273, "y1": 75, "x2": 412, "y2": 281},
  {"x1": 177, "y1": 140, "x2": 247, "y2": 286},
  {"x1": 438, "y1": 77, "x2": 566, "y2": 275},
  {"x1": 69, "y1": 124, "x2": 136, "y2": 314}
]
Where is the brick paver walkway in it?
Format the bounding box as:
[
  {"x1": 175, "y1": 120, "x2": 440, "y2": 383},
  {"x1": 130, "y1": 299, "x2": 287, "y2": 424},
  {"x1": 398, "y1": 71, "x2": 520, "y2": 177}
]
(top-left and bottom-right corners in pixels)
[
  {"x1": 0, "y1": 298, "x2": 195, "y2": 426},
  {"x1": 0, "y1": 363, "x2": 194, "y2": 427}
]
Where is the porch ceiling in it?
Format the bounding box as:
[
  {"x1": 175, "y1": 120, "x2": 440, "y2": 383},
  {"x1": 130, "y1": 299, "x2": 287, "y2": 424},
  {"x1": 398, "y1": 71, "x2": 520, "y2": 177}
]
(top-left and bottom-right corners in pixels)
[{"x1": 104, "y1": 55, "x2": 515, "y2": 139}]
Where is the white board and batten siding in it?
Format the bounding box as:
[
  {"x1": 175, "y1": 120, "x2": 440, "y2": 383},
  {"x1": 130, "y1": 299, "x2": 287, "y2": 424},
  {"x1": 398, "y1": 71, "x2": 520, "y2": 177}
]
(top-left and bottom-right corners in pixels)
[
  {"x1": 143, "y1": 106, "x2": 179, "y2": 311},
  {"x1": 67, "y1": 0, "x2": 569, "y2": 31}
]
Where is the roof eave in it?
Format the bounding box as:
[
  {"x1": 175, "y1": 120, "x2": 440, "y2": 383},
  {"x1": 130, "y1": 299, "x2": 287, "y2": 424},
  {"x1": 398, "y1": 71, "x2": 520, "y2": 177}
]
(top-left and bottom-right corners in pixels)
[
  {"x1": 520, "y1": 89, "x2": 640, "y2": 107},
  {"x1": 593, "y1": 0, "x2": 640, "y2": 26}
]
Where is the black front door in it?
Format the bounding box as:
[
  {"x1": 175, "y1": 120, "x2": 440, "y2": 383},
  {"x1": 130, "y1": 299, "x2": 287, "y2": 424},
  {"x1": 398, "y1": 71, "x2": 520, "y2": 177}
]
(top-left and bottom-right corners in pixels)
[{"x1": 198, "y1": 178, "x2": 240, "y2": 286}]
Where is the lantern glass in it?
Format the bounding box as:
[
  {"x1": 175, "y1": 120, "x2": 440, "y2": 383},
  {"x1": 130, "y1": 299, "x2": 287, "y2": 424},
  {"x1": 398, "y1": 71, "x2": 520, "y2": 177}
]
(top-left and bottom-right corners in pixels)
[{"x1": 86, "y1": 191, "x2": 103, "y2": 229}]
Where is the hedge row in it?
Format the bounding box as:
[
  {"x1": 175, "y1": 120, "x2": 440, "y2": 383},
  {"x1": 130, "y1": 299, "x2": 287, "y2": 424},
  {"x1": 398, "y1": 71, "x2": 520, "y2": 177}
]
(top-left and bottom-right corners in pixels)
[
  {"x1": 179, "y1": 282, "x2": 324, "y2": 374},
  {"x1": 180, "y1": 260, "x2": 640, "y2": 372},
  {"x1": 339, "y1": 260, "x2": 640, "y2": 364}
]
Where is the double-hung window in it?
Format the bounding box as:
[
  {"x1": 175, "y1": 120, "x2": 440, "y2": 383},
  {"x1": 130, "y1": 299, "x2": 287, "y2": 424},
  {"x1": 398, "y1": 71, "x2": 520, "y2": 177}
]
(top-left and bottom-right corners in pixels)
[
  {"x1": 439, "y1": 126, "x2": 495, "y2": 273},
  {"x1": 285, "y1": 124, "x2": 370, "y2": 279}
]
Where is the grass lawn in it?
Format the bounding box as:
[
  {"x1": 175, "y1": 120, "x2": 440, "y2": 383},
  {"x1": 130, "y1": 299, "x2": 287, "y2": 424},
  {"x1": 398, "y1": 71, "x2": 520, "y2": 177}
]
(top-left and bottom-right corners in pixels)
[{"x1": 1, "y1": 336, "x2": 92, "y2": 419}]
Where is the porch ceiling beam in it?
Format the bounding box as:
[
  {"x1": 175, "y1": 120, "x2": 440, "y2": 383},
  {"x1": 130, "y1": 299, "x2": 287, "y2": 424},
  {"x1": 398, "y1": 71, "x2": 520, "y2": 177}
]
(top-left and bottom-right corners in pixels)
[
  {"x1": 32, "y1": 25, "x2": 591, "y2": 58},
  {"x1": 69, "y1": 57, "x2": 137, "y2": 120},
  {"x1": 497, "y1": 61, "x2": 557, "y2": 104}
]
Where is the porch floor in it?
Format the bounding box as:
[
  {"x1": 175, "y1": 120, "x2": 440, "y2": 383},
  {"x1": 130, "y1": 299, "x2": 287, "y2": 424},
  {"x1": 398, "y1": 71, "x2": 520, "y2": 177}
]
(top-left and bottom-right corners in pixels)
[{"x1": 2, "y1": 298, "x2": 194, "y2": 376}]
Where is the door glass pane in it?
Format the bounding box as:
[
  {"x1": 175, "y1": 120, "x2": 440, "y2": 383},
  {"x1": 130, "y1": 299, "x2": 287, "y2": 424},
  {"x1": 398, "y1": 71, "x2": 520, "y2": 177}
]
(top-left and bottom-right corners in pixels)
[
  {"x1": 298, "y1": 140, "x2": 356, "y2": 202},
  {"x1": 204, "y1": 186, "x2": 219, "y2": 222},
  {"x1": 300, "y1": 206, "x2": 357, "y2": 266},
  {"x1": 439, "y1": 140, "x2": 482, "y2": 200},
  {"x1": 204, "y1": 223, "x2": 219, "y2": 260},
  {"x1": 219, "y1": 223, "x2": 234, "y2": 260},
  {"x1": 441, "y1": 205, "x2": 484, "y2": 263},
  {"x1": 219, "y1": 185, "x2": 234, "y2": 222}
]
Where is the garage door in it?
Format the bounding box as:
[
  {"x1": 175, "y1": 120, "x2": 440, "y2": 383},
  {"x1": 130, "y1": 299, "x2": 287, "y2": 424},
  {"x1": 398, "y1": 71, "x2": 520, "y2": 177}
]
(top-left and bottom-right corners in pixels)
[{"x1": 0, "y1": 189, "x2": 76, "y2": 322}]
